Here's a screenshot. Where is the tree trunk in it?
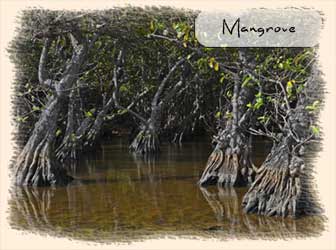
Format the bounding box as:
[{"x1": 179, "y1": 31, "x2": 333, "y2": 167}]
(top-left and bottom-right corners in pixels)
[
  {"x1": 242, "y1": 66, "x2": 322, "y2": 218},
  {"x1": 15, "y1": 35, "x2": 89, "y2": 186},
  {"x1": 130, "y1": 100, "x2": 162, "y2": 155},
  {"x1": 242, "y1": 139, "x2": 306, "y2": 218},
  {"x1": 55, "y1": 88, "x2": 82, "y2": 161},
  {"x1": 199, "y1": 70, "x2": 255, "y2": 187},
  {"x1": 15, "y1": 97, "x2": 73, "y2": 186},
  {"x1": 56, "y1": 96, "x2": 114, "y2": 162},
  {"x1": 129, "y1": 124, "x2": 160, "y2": 155},
  {"x1": 199, "y1": 129, "x2": 255, "y2": 187}
]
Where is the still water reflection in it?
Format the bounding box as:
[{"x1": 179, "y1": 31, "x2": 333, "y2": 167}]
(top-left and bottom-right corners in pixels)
[{"x1": 9, "y1": 137, "x2": 325, "y2": 242}]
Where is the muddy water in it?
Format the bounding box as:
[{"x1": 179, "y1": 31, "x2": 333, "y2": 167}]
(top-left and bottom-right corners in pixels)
[{"x1": 9, "y1": 137, "x2": 325, "y2": 242}]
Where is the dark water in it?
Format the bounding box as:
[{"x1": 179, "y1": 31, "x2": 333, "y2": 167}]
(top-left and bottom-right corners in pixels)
[{"x1": 9, "y1": 137, "x2": 325, "y2": 242}]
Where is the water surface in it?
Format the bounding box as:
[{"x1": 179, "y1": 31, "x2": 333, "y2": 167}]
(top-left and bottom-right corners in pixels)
[{"x1": 9, "y1": 137, "x2": 325, "y2": 242}]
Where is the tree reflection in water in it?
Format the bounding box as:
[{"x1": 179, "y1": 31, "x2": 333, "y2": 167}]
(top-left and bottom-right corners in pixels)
[
  {"x1": 199, "y1": 186, "x2": 325, "y2": 239},
  {"x1": 9, "y1": 183, "x2": 326, "y2": 242},
  {"x1": 8, "y1": 141, "x2": 325, "y2": 242}
]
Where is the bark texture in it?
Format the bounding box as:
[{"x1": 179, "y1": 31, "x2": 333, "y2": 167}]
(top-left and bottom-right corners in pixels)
[
  {"x1": 199, "y1": 60, "x2": 256, "y2": 187},
  {"x1": 242, "y1": 67, "x2": 322, "y2": 218},
  {"x1": 14, "y1": 34, "x2": 91, "y2": 186},
  {"x1": 199, "y1": 129, "x2": 255, "y2": 187},
  {"x1": 242, "y1": 141, "x2": 305, "y2": 217},
  {"x1": 129, "y1": 126, "x2": 160, "y2": 155},
  {"x1": 15, "y1": 97, "x2": 74, "y2": 186}
]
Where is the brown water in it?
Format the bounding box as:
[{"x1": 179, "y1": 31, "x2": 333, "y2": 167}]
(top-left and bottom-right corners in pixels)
[{"x1": 9, "y1": 137, "x2": 325, "y2": 242}]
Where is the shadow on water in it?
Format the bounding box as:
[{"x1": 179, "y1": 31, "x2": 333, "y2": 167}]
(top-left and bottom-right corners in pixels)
[{"x1": 8, "y1": 138, "x2": 326, "y2": 242}]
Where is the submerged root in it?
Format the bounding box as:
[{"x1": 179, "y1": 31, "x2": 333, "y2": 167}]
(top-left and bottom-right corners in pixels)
[
  {"x1": 242, "y1": 144, "x2": 309, "y2": 218},
  {"x1": 129, "y1": 129, "x2": 160, "y2": 155}
]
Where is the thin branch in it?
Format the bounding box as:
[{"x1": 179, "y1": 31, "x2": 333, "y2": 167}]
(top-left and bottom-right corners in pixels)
[
  {"x1": 111, "y1": 49, "x2": 149, "y2": 126},
  {"x1": 38, "y1": 38, "x2": 51, "y2": 85},
  {"x1": 159, "y1": 80, "x2": 183, "y2": 107},
  {"x1": 151, "y1": 56, "x2": 187, "y2": 107},
  {"x1": 69, "y1": 33, "x2": 80, "y2": 50},
  {"x1": 249, "y1": 128, "x2": 279, "y2": 142}
]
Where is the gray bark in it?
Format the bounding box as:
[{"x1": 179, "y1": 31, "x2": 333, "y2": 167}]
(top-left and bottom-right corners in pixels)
[
  {"x1": 199, "y1": 68, "x2": 256, "y2": 187},
  {"x1": 15, "y1": 34, "x2": 91, "y2": 186},
  {"x1": 242, "y1": 66, "x2": 322, "y2": 217},
  {"x1": 121, "y1": 55, "x2": 189, "y2": 155}
]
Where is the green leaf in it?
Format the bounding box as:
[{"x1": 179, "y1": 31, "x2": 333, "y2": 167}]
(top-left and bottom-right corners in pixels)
[
  {"x1": 254, "y1": 97, "x2": 264, "y2": 110},
  {"x1": 220, "y1": 75, "x2": 225, "y2": 84},
  {"x1": 203, "y1": 48, "x2": 214, "y2": 52},
  {"x1": 246, "y1": 102, "x2": 252, "y2": 108},
  {"x1": 305, "y1": 100, "x2": 320, "y2": 112},
  {"x1": 56, "y1": 129, "x2": 62, "y2": 137},
  {"x1": 297, "y1": 84, "x2": 304, "y2": 93},
  {"x1": 177, "y1": 31, "x2": 184, "y2": 39},
  {"x1": 16, "y1": 116, "x2": 28, "y2": 123},
  {"x1": 266, "y1": 96, "x2": 273, "y2": 102},
  {"x1": 215, "y1": 111, "x2": 221, "y2": 118},
  {"x1": 312, "y1": 100, "x2": 320, "y2": 107},
  {"x1": 310, "y1": 125, "x2": 320, "y2": 135},
  {"x1": 156, "y1": 22, "x2": 165, "y2": 30},
  {"x1": 257, "y1": 116, "x2": 269, "y2": 124},
  {"x1": 286, "y1": 80, "x2": 293, "y2": 97},
  {"x1": 208, "y1": 57, "x2": 215, "y2": 68},
  {"x1": 278, "y1": 63, "x2": 284, "y2": 69},
  {"x1": 119, "y1": 85, "x2": 128, "y2": 92},
  {"x1": 214, "y1": 62, "x2": 219, "y2": 71},
  {"x1": 225, "y1": 111, "x2": 233, "y2": 119},
  {"x1": 32, "y1": 106, "x2": 40, "y2": 111},
  {"x1": 150, "y1": 20, "x2": 155, "y2": 32},
  {"x1": 183, "y1": 32, "x2": 189, "y2": 41},
  {"x1": 242, "y1": 76, "x2": 252, "y2": 87},
  {"x1": 85, "y1": 111, "x2": 93, "y2": 118},
  {"x1": 117, "y1": 109, "x2": 128, "y2": 115}
]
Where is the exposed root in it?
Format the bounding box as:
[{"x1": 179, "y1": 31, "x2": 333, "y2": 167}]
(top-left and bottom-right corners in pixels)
[
  {"x1": 15, "y1": 138, "x2": 73, "y2": 187},
  {"x1": 56, "y1": 134, "x2": 79, "y2": 162},
  {"x1": 242, "y1": 144, "x2": 307, "y2": 218},
  {"x1": 55, "y1": 117, "x2": 93, "y2": 162},
  {"x1": 129, "y1": 129, "x2": 160, "y2": 155},
  {"x1": 199, "y1": 134, "x2": 255, "y2": 187}
]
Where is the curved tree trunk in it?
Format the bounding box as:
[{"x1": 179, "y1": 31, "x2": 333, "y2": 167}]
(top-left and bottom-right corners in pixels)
[
  {"x1": 15, "y1": 34, "x2": 92, "y2": 186},
  {"x1": 15, "y1": 97, "x2": 73, "y2": 186}
]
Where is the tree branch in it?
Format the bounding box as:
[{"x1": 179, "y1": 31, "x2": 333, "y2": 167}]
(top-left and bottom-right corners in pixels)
[
  {"x1": 38, "y1": 38, "x2": 51, "y2": 85},
  {"x1": 159, "y1": 80, "x2": 184, "y2": 107},
  {"x1": 111, "y1": 49, "x2": 149, "y2": 126},
  {"x1": 151, "y1": 56, "x2": 187, "y2": 107}
]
